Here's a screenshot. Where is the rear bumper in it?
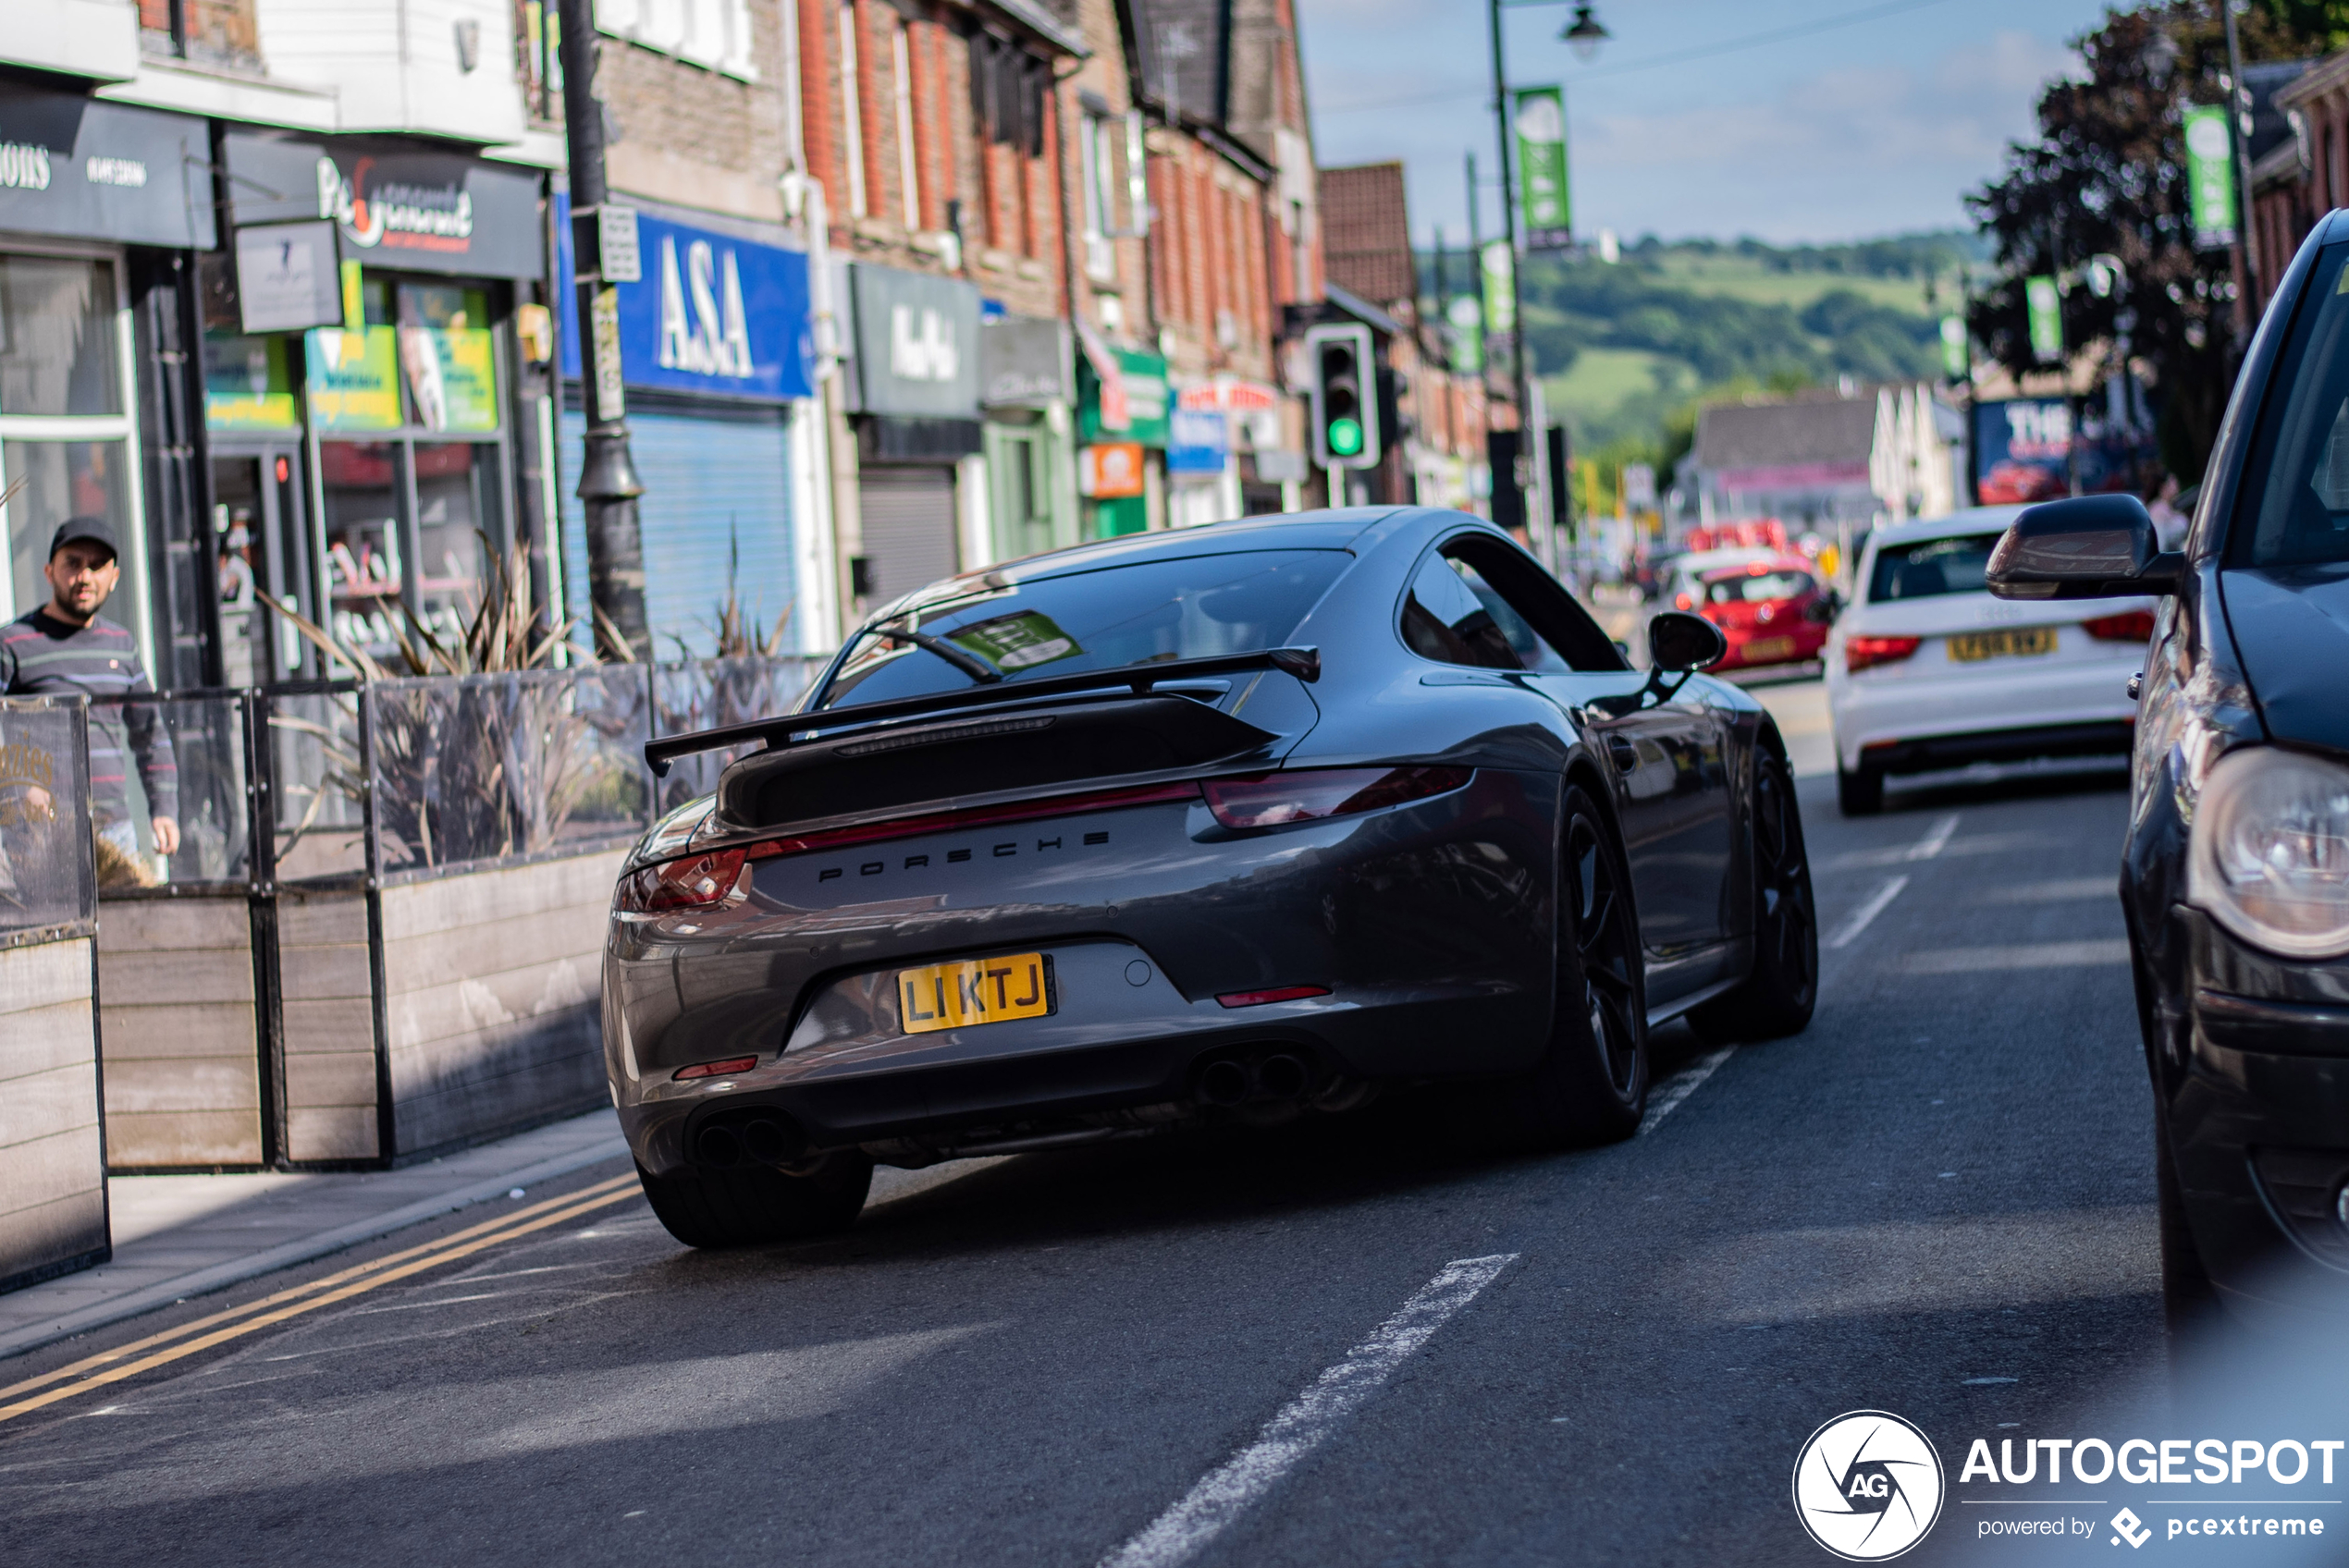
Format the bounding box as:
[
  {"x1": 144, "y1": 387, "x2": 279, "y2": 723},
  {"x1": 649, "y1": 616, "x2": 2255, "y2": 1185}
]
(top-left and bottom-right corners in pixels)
[
  {"x1": 1852, "y1": 719, "x2": 2134, "y2": 778},
  {"x1": 604, "y1": 769, "x2": 1563, "y2": 1174},
  {"x1": 1829, "y1": 648, "x2": 2139, "y2": 772}
]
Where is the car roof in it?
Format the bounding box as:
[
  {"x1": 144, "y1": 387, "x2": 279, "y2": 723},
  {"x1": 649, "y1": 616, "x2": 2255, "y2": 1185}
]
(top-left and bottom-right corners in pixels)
[
  {"x1": 1867, "y1": 507, "x2": 2026, "y2": 547},
  {"x1": 1674, "y1": 546, "x2": 1777, "y2": 573}
]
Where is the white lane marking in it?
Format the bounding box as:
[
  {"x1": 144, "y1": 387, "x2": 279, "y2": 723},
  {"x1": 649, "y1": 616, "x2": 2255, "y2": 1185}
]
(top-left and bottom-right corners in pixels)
[
  {"x1": 1098, "y1": 1254, "x2": 1519, "y2": 1568},
  {"x1": 1639, "y1": 1047, "x2": 1735, "y2": 1136},
  {"x1": 1826, "y1": 874, "x2": 1910, "y2": 949},
  {"x1": 1898, "y1": 940, "x2": 2131, "y2": 974},
  {"x1": 1903, "y1": 813, "x2": 1962, "y2": 861}
]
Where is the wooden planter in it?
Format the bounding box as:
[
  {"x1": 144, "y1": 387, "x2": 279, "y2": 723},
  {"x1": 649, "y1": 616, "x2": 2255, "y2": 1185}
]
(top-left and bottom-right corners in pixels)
[{"x1": 1, "y1": 695, "x2": 108, "y2": 1292}]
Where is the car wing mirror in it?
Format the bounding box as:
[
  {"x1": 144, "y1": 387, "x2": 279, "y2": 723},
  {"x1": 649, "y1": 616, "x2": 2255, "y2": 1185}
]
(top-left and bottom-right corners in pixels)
[
  {"x1": 1593, "y1": 612, "x2": 1726, "y2": 716},
  {"x1": 1985, "y1": 494, "x2": 2183, "y2": 600}
]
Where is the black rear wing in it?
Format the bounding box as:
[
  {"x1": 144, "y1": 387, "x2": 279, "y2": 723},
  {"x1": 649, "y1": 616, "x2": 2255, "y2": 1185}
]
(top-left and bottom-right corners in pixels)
[{"x1": 644, "y1": 645, "x2": 1321, "y2": 778}]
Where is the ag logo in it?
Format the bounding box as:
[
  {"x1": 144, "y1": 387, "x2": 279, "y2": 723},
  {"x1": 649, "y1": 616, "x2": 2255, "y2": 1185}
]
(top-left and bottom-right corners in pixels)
[{"x1": 1792, "y1": 1410, "x2": 1945, "y2": 1561}]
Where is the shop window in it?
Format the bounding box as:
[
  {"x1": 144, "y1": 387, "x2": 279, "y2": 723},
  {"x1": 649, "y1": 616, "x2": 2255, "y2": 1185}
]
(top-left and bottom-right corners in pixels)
[
  {"x1": 0, "y1": 256, "x2": 122, "y2": 417},
  {"x1": 396, "y1": 284, "x2": 499, "y2": 434},
  {"x1": 320, "y1": 440, "x2": 403, "y2": 656},
  {"x1": 140, "y1": 0, "x2": 263, "y2": 70},
  {"x1": 414, "y1": 442, "x2": 504, "y2": 634},
  {"x1": 5, "y1": 440, "x2": 133, "y2": 626}
]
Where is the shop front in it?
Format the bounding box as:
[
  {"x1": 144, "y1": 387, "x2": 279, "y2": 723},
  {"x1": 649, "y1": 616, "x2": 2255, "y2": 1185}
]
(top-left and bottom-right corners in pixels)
[
  {"x1": 978, "y1": 311, "x2": 1076, "y2": 562},
  {"x1": 845, "y1": 264, "x2": 983, "y2": 604},
  {"x1": 208, "y1": 133, "x2": 547, "y2": 680},
  {"x1": 0, "y1": 83, "x2": 215, "y2": 687},
  {"x1": 1075, "y1": 328, "x2": 1168, "y2": 538},
  {"x1": 555, "y1": 197, "x2": 818, "y2": 656}
]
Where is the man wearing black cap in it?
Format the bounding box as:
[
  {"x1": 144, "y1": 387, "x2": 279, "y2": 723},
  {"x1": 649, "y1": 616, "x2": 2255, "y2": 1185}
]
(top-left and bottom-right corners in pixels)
[{"x1": 0, "y1": 519, "x2": 178, "y2": 859}]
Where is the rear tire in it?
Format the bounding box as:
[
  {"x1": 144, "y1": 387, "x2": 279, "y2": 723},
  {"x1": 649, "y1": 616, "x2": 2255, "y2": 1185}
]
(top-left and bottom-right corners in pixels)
[
  {"x1": 1837, "y1": 762, "x2": 1882, "y2": 816},
  {"x1": 1691, "y1": 748, "x2": 1818, "y2": 1044},
  {"x1": 636, "y1": 1151, "x2": 874, "y2": 1248},
  {"x1": 1509, "y1": 785, "x2": 1650, "y2": 1145}
]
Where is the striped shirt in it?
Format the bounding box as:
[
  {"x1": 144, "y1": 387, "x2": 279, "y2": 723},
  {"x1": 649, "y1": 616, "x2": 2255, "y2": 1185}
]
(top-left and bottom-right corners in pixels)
[{"x1": 0, "y1": 610, "x2": 178, "y2": 824}]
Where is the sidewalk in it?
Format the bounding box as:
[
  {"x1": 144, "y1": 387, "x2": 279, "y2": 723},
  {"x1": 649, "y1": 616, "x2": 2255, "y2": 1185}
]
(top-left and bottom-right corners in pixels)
[{"x1": 0, "y1": 1110, "x2": 630, "y2": 1361}]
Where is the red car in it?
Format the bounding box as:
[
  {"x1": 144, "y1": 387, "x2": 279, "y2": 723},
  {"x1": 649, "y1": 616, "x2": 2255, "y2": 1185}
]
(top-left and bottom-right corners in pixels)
[{"x1": 1693, "y1": 556, "x2": 1836, "y2": 672}]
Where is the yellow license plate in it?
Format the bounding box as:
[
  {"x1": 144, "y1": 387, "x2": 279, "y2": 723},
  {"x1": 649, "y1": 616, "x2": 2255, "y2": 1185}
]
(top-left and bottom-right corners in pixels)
[
  {"x1": 1948, "y1": 626, "x2": 2058, "y2": 662},
  {"x1": 1742, "y1": 636, "x2": 1795, "y2": 661},
  {"x1": 898, "y1": 952, "x2": 1054, "y2": 1034}
]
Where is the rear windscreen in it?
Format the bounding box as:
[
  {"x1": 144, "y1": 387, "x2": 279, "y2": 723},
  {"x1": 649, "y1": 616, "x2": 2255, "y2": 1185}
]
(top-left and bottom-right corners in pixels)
[
  {"x1": 1867, "y1": 536, "x2": 1997, "y2": 602},
  {"x1": 816, "y1": 550, "x2": 1350, "y2": 710},
  {"x1": 1706, "y1": 570, "x2": 1813, "y2": 604}
]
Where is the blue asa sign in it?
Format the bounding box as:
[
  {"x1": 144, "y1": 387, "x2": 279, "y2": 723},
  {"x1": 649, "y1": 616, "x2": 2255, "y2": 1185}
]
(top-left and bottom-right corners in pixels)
[{"x1": 558, "y1": 195, "x2": 813, "y2": 400}]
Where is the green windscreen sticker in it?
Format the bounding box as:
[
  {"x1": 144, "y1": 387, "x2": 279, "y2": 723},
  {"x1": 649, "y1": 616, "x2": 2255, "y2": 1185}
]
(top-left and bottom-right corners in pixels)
[{"x1": 950, "y1": 610, "x2": 1083, "y2": 671}]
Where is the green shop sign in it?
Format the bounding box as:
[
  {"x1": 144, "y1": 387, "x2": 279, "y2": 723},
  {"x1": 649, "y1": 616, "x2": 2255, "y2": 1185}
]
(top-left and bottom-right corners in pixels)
[{"x1": 1078, "y1": 346, "x2": 1170, "y2": 447}]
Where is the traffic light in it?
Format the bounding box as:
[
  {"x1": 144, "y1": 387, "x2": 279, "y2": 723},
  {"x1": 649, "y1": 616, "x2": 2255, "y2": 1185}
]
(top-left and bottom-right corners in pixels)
[{"x1": 1306, "y1": 322, "x2": 1381, "y2": 471}]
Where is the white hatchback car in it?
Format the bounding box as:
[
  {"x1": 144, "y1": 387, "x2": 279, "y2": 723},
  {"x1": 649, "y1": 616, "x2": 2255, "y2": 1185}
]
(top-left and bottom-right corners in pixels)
[{"x1": 1826, "y1": 506, "x2": 2153, "y2": 815}]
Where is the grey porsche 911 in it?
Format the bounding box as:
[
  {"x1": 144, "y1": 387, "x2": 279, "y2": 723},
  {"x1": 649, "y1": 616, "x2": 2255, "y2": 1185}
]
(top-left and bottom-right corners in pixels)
[{"x1": 607, "y1": 508, "x2": 1816, "y2": 1246}]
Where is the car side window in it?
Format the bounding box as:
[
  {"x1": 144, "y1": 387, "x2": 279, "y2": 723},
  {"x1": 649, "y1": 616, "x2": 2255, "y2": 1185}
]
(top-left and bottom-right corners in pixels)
[
  {"x1": 1400, "y1": 546, "x2": 1576, "y2": 673},
  {"x1": 1402, "y1": 553, "x2": 1522, "y2": 669}
]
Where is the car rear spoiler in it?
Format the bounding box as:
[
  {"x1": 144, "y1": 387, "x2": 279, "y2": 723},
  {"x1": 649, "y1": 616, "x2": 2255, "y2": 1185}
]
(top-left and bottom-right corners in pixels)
[{"x1": 644, "y1": 645, "x2": 1322, "y2": 778}]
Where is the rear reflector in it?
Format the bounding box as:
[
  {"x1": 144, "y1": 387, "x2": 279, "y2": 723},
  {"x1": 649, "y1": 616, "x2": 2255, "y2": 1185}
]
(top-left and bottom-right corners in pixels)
[
  {"x1": 674, "y1": 1056, "x2": 758, "y2": 1080},
  {"x1": 2082, "y1": 610, "x2": 2157, "y2": 643},
  {"x1": 1201, "y1": 766, "x2": 1471, "y2": 829},
  {"x1": 1216, "y1": 985, "x2": 1331, "y2": 1008},
  {"x1": 1843, "y1": 635, "x2": 1922, "y2": 673}
]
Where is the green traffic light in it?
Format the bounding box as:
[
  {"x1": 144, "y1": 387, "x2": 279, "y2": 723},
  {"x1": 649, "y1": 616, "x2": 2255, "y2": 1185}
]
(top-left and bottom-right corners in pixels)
[{"x1": 1329, "y1": 417, "x2": 1363, "y2": 457}]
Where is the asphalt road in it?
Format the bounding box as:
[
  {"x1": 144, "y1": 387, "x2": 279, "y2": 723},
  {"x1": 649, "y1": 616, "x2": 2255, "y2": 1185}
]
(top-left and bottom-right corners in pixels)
[{"x1": 0, "y1": 687, "x2": 2164, "y2": 1567}]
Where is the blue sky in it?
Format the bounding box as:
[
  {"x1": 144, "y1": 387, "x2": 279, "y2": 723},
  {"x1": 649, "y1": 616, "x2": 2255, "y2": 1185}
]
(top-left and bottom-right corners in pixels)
[{"x1": 1296, "y1": 0, "x2": 2120, "y2": 246}]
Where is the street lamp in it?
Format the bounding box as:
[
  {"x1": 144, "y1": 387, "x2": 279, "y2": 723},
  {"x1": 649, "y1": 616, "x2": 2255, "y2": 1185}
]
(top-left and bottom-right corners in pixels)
[
  {"x1": 1486, "y1": 0, "x2": 1605, "y2": 563},
  {"x1": 1561, "y1": 4, "x2": 1611, "y2": 63}
]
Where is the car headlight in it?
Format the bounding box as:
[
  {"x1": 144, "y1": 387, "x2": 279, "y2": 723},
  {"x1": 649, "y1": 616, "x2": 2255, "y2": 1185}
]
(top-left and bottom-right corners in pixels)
[{"x1": 2188, "y1": 747, "x2": 2349, "y2": 959}]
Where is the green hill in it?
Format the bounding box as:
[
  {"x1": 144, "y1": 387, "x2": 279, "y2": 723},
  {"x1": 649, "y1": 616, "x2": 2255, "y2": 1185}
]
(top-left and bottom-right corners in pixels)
[{"x1": 1420, "y1": 231, "x2": 1983, "y2": 475}]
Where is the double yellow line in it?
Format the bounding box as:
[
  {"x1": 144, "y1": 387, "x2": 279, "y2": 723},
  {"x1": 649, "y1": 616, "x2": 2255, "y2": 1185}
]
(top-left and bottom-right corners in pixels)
[{"x1": 0, "y1": 1171, "x2": 642, "y2": 1427}]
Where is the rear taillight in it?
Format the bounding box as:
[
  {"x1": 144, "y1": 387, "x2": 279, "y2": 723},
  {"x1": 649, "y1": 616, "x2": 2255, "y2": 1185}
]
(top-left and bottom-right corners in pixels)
[
  {"x1": 2083, "y1": 610, "x2": 2157, "y2": 643},
  {"x1": 673, "y1": 1055, "x2": 758, "y2": 1081},
  {"x1": 1843, "y1": 635, "x2": 1922, "y2": 673},
  {"x1": 615, "y1": 848, "x2": 747, "y2": 913},
  {"x1": 1201, "y1": 766, "x2": 1471, "y2": 829}
]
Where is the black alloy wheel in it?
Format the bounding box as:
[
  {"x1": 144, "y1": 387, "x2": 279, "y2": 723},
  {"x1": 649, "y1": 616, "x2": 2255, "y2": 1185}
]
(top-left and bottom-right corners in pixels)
[
  {"x1": 1692, "y1": 747, "x2": 1818, "y2": 1043},
  {"x1": 1510, "y1": 784, "x2": 1649, "y2": 1145}
]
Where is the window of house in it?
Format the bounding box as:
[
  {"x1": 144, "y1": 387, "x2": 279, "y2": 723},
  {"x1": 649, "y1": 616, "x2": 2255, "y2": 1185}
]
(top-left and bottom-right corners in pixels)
[
  {"x1": 892, "y1": 15, "x2": 921, "y2": 230},
  {"x1": 596, "y1": 0, "x2": 756, "y2": 80},
  {"x1": 1080, "y1": 114, "x2": 1118, "y2": 282},
  {"x1": 837, "y1": 0, "x2": 869, "y2": 218}
]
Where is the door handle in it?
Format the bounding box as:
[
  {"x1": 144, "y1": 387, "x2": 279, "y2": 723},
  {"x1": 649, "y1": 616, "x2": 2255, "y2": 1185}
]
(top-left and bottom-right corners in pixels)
[{"x1": 1605, "y1": 734, "x2": 1639, "y2": 773}]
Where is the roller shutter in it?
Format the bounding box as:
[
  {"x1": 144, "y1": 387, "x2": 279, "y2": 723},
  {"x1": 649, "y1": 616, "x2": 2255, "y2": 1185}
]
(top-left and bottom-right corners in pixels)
[
  {"x1": 560, "y1": 403, "x2": 798, "y2": 656},
  {"x1": 857, "y1": 467, "x2": 959, "y2": 605}
]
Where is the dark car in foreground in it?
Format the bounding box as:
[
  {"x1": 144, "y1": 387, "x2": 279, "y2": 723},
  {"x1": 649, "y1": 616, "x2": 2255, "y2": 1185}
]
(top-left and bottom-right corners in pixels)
[
  {"x1": 609, "y1": 508, "x2": 1818, "y2": 1246},
  {"x1": 1986, "y1": 214, "x2": 2349, "y2": 1322}
]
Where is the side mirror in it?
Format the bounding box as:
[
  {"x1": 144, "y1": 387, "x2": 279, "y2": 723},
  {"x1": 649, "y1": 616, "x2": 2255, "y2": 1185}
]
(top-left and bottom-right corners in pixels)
[
  {"x1": 1648, "y1": 610, "x2": 1728, "y2": 672},
  {"x1": 1985, "y1": 494, "x2": 2183, "y2": 600}
]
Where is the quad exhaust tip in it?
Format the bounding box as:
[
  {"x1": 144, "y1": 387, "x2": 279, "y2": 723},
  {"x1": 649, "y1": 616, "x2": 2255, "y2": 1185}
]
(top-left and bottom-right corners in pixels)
[
  {"x1": 696, "y1": 1115, "x2": 809, "y2": 1168},
  {"x1": 1196, "y1": 1051, "x2": 1315, "y2": 1108}
]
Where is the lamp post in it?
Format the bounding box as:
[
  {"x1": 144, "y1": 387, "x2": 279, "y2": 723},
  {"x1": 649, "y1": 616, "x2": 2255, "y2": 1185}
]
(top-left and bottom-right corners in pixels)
[
  {"x1": 1485, "y1": 0, "x2": 1606, "y2": 558},
  {"x1": 556, "y1": 0, "x2": 649, "y2": 660}
]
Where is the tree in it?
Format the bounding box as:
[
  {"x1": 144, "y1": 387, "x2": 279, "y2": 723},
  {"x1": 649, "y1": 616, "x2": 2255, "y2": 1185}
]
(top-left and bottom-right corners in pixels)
[{"x1": 1967, "y1": 3, "x2": 2326, "y2": 482}]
